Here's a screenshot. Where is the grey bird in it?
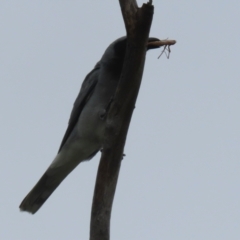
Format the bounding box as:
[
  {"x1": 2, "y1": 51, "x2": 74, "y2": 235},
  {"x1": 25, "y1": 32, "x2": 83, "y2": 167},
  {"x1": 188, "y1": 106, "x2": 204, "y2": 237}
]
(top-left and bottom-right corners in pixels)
[{"x1": 19, "y1": 36, "x2": 160, "y2": 214}]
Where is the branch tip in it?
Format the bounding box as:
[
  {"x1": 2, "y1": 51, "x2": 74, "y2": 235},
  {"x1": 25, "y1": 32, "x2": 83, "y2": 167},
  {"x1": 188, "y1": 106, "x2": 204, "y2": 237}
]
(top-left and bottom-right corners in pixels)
[{"x1": 147, "y1": 0, "x2": 153, "y2": 5}]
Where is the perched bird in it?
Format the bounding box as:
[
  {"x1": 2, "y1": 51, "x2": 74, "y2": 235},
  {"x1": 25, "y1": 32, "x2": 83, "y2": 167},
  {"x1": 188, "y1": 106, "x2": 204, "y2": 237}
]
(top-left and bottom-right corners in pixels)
[{"x1": 19, "y1": 36, "x2": 160, "y2": 214}]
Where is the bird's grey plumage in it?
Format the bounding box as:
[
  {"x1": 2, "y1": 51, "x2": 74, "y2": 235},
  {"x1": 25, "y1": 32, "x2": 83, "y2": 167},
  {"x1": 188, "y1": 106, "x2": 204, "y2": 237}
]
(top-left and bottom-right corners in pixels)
[{"x1": 19, "y1": 36, "x2": 160, "y2": 214}]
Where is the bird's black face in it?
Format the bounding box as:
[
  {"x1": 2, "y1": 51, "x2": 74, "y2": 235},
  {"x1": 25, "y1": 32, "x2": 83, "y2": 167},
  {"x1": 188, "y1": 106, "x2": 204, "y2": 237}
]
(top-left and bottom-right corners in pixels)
[
  {"x1": 103, "y1": 36, "x2": 160, "y2": 62},
  {"x1": 101, "y1": 36, "x2": 160, "y2": 75},
  {"x1": 113, "y1": 37, "x2": 127, "y2": 59}
]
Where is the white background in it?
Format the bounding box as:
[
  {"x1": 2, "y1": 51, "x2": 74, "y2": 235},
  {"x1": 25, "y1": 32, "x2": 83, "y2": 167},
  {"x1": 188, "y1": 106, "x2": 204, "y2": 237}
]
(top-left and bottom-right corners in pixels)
[{"x1": 1, "y1": 1, "x2": 240, "y2": 239}]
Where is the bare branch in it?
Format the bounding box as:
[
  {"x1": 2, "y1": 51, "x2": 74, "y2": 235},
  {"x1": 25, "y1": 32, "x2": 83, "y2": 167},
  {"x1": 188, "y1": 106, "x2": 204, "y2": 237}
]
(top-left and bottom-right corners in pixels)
[{"x1": 89, "y1": 1, "x2": 154, "y2": 240}]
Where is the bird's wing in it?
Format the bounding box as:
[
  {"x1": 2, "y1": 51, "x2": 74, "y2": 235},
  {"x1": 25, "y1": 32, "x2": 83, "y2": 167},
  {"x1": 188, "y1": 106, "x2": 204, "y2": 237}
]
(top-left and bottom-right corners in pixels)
[{"x1": 58, "y1": 62, "x2": 101, "y2": 152}]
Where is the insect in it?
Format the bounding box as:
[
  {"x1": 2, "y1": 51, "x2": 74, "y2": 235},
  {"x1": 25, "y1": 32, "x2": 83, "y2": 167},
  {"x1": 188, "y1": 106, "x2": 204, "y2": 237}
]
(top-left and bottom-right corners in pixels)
[
  {"x1": 147, "y1": 39, "x2": 176, "y2": 59},
  {"x1": 158, "y1": 44, "x2": 171, "y2": 59}
]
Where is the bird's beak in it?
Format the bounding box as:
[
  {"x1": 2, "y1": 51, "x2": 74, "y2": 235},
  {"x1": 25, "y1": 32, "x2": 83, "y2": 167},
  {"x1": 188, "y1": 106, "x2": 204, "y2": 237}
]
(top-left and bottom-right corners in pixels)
[{"x1": 147, "y1": 37, "x2": 161, "y2": 50}]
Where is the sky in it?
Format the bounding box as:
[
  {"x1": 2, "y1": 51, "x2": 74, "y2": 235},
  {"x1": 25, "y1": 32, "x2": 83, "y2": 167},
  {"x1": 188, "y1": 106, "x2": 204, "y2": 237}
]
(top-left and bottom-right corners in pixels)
[{"x1": 1, "y1": 0, "x2": 240, "y2": 239}]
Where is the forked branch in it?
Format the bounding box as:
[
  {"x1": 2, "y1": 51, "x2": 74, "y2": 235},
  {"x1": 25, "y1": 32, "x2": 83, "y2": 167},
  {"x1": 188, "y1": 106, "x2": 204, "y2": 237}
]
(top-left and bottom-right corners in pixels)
[{"x1": 89, "y1": 1, "x2": 154, "y2": 240}]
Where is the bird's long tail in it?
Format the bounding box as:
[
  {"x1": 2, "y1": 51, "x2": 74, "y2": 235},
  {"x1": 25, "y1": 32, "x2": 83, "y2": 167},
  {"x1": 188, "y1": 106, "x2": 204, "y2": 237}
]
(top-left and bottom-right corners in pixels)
[{"x1": 19, "y1": 155, "x2": 79, "y2": 214}]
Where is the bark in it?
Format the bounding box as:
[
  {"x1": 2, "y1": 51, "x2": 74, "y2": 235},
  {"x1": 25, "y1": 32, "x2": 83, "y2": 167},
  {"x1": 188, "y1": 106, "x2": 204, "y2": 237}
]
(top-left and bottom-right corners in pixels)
[{"x1": 90, "y1": 1, "x2": 154, "y2": 239}]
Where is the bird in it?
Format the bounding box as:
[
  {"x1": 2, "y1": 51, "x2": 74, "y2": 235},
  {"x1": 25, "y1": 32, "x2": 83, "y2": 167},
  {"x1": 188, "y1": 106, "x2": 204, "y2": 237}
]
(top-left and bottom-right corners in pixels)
[{"x1": 19, "y1": 36, "x2": 160, "y2": 214}]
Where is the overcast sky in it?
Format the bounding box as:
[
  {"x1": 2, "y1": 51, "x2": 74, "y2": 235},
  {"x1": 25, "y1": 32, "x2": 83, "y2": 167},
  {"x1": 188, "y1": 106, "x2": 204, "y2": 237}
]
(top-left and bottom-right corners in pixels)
[{"x1": 1, "y1": 1, "x2": 240, "y2": 239}]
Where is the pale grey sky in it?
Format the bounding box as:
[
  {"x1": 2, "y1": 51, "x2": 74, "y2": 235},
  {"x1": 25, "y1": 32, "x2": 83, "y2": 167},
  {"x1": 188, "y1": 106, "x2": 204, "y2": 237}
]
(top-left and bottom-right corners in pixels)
[{"x1": 1, "y1": 1, "x2": 240, "y2": 239}]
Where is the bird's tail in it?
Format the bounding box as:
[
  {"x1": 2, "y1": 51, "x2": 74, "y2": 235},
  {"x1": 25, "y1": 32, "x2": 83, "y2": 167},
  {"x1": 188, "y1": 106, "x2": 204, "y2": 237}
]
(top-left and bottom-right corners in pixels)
[{"x1": 19, "y1": 156, "x2": 79, "y2": 214}]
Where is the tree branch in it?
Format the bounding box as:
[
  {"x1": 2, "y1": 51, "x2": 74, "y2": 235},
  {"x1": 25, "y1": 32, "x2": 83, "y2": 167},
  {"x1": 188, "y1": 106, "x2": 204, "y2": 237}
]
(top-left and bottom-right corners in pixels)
[{"x1": 90, "y1": 1, "x2": 154, "y2": 239}]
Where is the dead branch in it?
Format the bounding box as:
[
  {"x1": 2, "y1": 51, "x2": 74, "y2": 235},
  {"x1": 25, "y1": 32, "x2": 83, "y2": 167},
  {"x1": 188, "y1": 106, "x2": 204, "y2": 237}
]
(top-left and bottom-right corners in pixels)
[{"x1": 89, "y1": 1, "x2": 154, "y2": 240}]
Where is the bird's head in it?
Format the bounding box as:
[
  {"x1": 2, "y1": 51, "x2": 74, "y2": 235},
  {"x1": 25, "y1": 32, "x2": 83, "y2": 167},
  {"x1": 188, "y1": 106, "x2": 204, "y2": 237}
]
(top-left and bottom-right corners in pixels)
[{"x1": 100, "y1": 36, "x2": 160, "y2": 73}]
